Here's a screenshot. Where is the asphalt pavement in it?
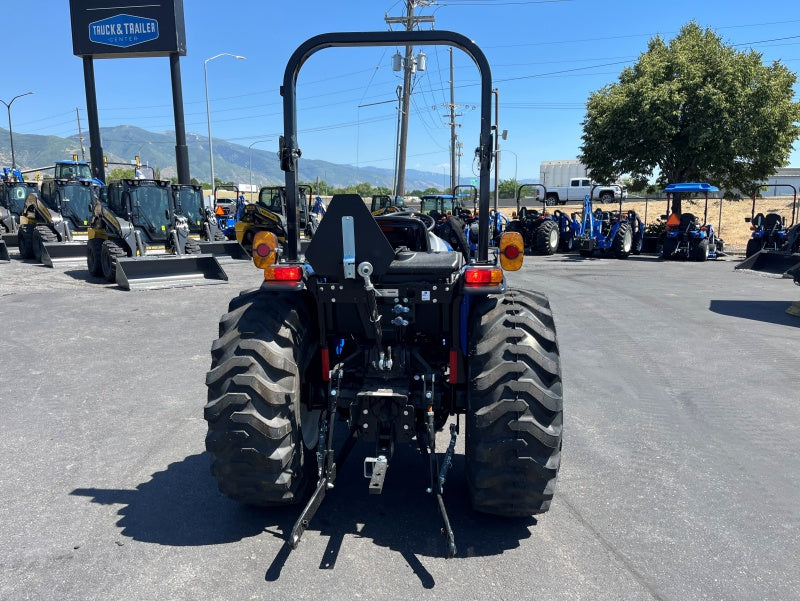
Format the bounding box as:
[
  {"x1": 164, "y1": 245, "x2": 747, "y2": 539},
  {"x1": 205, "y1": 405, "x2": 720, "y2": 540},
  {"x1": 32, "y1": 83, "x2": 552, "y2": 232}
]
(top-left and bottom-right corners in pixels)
[{"x1": 0, "y1": 249, "x2": 798, "y2": 601}]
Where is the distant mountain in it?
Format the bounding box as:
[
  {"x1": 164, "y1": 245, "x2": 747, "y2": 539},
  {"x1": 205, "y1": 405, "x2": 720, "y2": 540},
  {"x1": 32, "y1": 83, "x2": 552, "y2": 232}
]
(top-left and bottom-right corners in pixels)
[{"x1": 0, "y1": 125, "x2": 457, "y2": 191}]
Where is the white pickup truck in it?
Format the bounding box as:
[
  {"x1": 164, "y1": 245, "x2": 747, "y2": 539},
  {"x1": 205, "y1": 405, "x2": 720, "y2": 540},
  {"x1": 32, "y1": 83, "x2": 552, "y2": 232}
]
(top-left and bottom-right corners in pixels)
[{"x1": 543, "y1": 178, "x2": 626, "y2": 205}]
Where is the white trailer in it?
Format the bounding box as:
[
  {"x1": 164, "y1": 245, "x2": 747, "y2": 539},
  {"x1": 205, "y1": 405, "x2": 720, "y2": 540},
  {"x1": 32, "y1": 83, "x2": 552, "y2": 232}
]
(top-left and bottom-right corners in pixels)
[{"x1": 540, "y1": 160, "x2": 588, "y2": 187}]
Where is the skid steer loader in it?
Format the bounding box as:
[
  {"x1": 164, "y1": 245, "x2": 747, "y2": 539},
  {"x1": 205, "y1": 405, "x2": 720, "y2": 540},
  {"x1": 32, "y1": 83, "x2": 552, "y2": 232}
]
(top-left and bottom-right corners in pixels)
[
  {"x1": 16, "y1": 180, "x2": 93, "y2": 266},
  {"x1": 34, "y1": 177, "x2": 101, "y2": 267},
  {"x1": 203, "y1": 30, "x2": 563, "y2": 558},
  {"x1": 234, "y1": 184, "x2": 316, "y2": 255},
  {"x1": 2, "y1": 169, "x2": 37, "y2": 251},
  {"x1": 87, "y1": 178, "x2": 227, "y2": 290},
  {"x1": 171, "y1": 184, "x2": 248, "y2": 261}
]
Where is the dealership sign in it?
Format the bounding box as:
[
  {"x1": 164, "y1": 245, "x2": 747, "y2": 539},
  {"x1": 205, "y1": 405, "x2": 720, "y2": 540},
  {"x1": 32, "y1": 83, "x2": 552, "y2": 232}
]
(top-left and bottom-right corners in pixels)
[
  {"x1": 70, "y1": 0, "x2": 185, "y2": 58},
  {"x1": 89, "y1": 14, "x2": 159, "y2": 48}
]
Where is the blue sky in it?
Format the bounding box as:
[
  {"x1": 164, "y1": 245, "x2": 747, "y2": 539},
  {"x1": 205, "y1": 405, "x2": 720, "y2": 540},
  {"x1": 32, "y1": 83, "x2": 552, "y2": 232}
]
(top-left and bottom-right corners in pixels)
[{"x1": 4, "y1": 0, "x2": 800, "y2": 184}]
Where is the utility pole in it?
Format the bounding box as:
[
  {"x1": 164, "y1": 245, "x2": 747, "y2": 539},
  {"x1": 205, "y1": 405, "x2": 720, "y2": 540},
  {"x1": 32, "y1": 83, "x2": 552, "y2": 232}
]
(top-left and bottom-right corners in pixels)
[
  {"x1": 75, "y1": 107, "x2": 86, "y2": 161},
  {"x1": 386, "y1": 1, "x2": 434, "y2": 197},
  {"x1": 448, "y1": 48, "x2": 457, "y2": 192}
]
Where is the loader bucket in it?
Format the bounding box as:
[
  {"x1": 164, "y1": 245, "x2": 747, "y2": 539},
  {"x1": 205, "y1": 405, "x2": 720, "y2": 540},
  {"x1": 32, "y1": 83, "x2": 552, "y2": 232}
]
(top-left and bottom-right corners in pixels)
[
  {"x1": 197, "y1": 240, "x2": 250, "y2": 261},
  {"x1": 115, "y1": 253, "x2": 228, "y2": 290},
  {"x1": 735, "y1": 250, "x2": 800, "y2": 276},
  {"x1": 2, "y1": 232, "x2": 18, "y2": 247},
  {"x1": 0, "y1": 239, "x2": 9, "y2": 262},
  {"x1": 41, "y1": 242, "x2": 88, "y2": 268}
]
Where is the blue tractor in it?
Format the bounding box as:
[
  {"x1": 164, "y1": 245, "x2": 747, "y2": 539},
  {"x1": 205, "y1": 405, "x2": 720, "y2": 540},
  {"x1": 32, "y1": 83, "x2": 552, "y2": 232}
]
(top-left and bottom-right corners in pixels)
[
  {"x1": 506, "y1": 184, "x2": 581, "y2": 254},
  {"x1": 743, "y1": 192, "x2": 793, "y2": 258},
  {"x1": 212, "y1": 184, "x2": 244, "y2": 240},
  {"x1": 661, "y1": 183, "x2": 721, "y2": 261},
  {"x1": 574, "y1": 187, "x2": 637, "y2": 259}
]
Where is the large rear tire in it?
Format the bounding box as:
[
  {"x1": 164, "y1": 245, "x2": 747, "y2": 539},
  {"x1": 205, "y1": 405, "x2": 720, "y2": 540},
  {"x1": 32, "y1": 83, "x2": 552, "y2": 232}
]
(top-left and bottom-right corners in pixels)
[
  {"x1": 535, "y1": 220, "x2": 559, "y2": 255},
  {"x1": 611, "y1": 222, "x2": 633, "y2": 259},
  {"x1": 101, "y1": 239, "x2": 126, "y2": 283},
  {"x1": 745, "y1": 237, "x2": 762, "y2": 258},
  {"x1": 466, "y1": 289, "x2": 563, "y2": 516},
  {"x1": 33, "y1": 225, "x2": 57, "y2": 262},
  {"x1": 18, "y1": 224, "x2": 34, "y2": 259},
  {"x1": 87, "y1": 238, "x2": 104, "y2": 276},
  {"x1": 691, "y1": 238, "x2": 710, "y2": 262},
  {"x1": 204, "y1": 290, "x2": 317, "y2": 506}
]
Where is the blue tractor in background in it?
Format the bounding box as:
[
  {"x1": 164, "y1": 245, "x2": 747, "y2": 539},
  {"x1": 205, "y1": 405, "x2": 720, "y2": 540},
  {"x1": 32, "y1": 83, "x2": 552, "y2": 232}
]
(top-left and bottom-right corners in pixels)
[
  {"x1": 212, "y1": 184, "x2": 243, "y2": 240},
  {"x1": 743, "y1": 190, "x2": 794, "y2": 258},
  {"x1": 661, "y1": 183, "x2": 721, "y2": 261},
  {"x1": 574, "y1": 185, "x2": 638, "y2": 259},
  {"x1": 506, "y1": 184, "x2": 581, "y2": 254}
]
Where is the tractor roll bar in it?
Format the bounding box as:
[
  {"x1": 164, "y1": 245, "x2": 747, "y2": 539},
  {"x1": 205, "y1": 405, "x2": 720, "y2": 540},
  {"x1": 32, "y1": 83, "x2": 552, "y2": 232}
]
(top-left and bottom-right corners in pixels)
[
  {"x1": 280, "y1": 31, "x2": 494, "y2": 262},
  {"x1": 750, "y1": 184, "x2": 798, "y2": 227}
]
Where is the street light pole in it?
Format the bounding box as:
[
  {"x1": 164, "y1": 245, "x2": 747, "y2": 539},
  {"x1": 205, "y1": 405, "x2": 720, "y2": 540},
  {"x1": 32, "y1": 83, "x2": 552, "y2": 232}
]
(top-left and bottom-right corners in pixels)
[
  {"x1": 248, "y1": 139, "x2": 272, "y2": 190},
  {"x1": 1, "y1": 91, "x2": 34, "y2": 171},
  {"x1": 504, "y1": 148, "x2": 519, "y2": 188},
  {"x1": 204, "y1": 53, "x2": 246, "y2": 194}
]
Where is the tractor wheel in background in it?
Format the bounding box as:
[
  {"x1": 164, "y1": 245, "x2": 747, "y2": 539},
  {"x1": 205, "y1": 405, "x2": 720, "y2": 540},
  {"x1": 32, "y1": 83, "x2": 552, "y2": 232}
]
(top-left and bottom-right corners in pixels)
[
  {"x1": 33, "y1": 225, "x2": 58, "y2": 262},
  {"x1": 691, "y1": 238, "x2": 710, "y2": 262},
  {"x1": 204, "y1": 290, "x2": 317, "y2": 506},
  {"x1": 745, "y1": 238, "x2": 762, "y2": 258},
  {"x1": 87, "y1": 238, "x2": 104, "y2": 276},
  {"x1": 611, "y1": 222, "x2": 633, "y2": 259},
  {"x1": 184, "y1": 238, "x2": 202, "y2": 254},
  {"x1": 535, "y1": 220, "x2": 559, "y2": 255},
  {"x1": 466, "y1": 289, "x2": 563, "y2": 516},
  {"x1": 661, "y1": 236, "x2": 678, "y2": 260},
  {"x1": 100, "y1": 239, "x2": 127, "y2": 283},
  {"x1": 632, "y1": 232, "x2": 644, "y2": 255},
  {"x1": 18, "y1": 224, "x2": 35, "y2": 259},
  {"x1": 560, "y1": 231, "x2": 575, "y2": 252}
]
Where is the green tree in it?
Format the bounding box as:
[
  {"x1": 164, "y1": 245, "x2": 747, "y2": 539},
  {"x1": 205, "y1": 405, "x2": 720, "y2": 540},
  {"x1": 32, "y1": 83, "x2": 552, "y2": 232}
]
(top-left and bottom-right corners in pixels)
[
  {"x1": 581, "y1": 22, "x2": 800, "y2": 213},
  {"x1": 108, "y1": 167, "x2": 135, "y2": 180},
  {"x1": 497, "y1": 178, "x2": 518, "y2": 199}
]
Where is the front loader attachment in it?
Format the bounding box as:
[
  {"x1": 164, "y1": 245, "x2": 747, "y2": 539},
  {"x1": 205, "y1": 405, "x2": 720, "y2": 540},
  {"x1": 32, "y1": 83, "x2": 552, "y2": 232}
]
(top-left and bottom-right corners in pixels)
[
  {"x1": 735, "y1": 250, "x2": 800, "y2": 276},
  {"x1": 0, "y1": 239, "x2": 9, "y2": 262},
  {"x1": 197, "y1": 240, "x2": 250, "y2": 261},
  {"x1": 115, "y1": 253, "x2": 228, "y2": 290},
  {"x1": 41, "y1": 241, "x2": 88, "y2": 268}
]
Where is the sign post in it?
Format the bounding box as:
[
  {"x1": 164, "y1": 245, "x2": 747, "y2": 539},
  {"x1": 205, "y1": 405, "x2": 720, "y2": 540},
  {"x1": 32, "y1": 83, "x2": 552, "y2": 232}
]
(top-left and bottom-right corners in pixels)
[{"x1": 69, "y1": 1, "x2": 189, "y2": 184}]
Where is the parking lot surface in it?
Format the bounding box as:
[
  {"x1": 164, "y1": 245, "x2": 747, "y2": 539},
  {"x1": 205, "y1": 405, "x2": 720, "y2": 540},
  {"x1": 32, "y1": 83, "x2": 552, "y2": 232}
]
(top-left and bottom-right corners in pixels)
[{"x1": 0, "y1": 251, "x2": 798, "y2": 601}]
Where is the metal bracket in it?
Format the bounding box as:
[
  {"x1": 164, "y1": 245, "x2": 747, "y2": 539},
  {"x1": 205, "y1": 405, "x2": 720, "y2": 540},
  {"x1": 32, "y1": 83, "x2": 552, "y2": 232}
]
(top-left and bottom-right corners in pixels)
[
  {"x1": 364, "y1": 455, "x2": 388, "y2": 495},
  {"x1": 342, "y1": 216, "x2": 355, "y2": 279}
]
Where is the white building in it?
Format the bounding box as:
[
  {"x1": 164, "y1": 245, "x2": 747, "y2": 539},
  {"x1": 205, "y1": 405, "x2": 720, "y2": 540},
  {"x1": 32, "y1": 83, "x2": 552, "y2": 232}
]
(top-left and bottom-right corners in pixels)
[{"x1": 763, "y1": 168, "x2": 800, "y2": 196}]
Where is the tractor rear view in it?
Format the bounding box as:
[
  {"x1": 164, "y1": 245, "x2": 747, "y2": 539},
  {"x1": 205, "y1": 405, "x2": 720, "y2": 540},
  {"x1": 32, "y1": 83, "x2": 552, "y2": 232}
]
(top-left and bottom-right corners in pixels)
[
  {"x1": 661, "y1": 183, "x2": 722, "y2": 262},
  {"x1": 574, "y1": 188, "x2": 637, "y2": 259},
  {"x1": 203, "y1": 30, "x2": 563, "y2": 558}
]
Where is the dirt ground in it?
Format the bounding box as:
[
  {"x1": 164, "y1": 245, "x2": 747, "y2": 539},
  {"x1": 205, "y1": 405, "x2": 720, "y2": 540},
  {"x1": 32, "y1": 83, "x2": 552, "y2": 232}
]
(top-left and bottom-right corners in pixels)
[{"x1": 500, "y1": 196, "x2": 798, "y2": 251}]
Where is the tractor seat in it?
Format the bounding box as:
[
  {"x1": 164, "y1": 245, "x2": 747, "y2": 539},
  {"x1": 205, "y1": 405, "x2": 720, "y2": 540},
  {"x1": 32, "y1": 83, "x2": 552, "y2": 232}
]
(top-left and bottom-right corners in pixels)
[
  {"x1": 763, "y1": 213, "x2": 783, "y2": 230},
  {"x1": 679, "y1": 213, "x2": 697, "y2": 228},
  {"x1": 383, "y1": 250, "x2": 464, "y2": 283},
  {"x1": 376, "y1": 214, "x2": 429, "y2": 252}
]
